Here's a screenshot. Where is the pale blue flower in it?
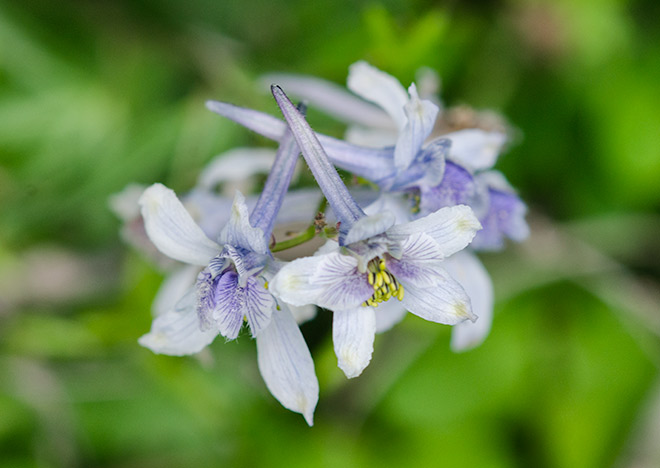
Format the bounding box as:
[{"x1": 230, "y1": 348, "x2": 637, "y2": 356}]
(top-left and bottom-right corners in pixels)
[
  {"x1": 268, "y1": 86, "x2": 482, "y2": 377},
  {"x1": 137, "y1": 133, "x2": 319, "y2": 425}
]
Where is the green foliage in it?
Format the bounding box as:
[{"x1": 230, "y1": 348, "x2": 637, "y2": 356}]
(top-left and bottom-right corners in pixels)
[{"x1": 0, "y1": 0, "x2": 659, "y2": 467}]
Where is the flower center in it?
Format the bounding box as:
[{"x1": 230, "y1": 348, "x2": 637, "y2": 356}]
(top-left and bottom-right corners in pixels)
[{"x1": 362, "y1": 257, "x2": 404, "y2": 307}]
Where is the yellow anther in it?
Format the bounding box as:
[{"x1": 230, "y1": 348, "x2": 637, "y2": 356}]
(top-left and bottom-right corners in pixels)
[
  {"x1": 389, "y1": 283, "x2": 397, "y2": 293},
  {"x1": 368, "y1": 272, "x2": 375, "y2": 285},
  {"x1": 380, "y1": 286, "x2": 388, "y2": 295},
  {"x1": 264, "y1": 281, "x2": 269, "y2": 289},
  {"x1": 384, "y1": 291, "x2": 391, "y2": 300},
  {"x1": 375, "y1": 272, "x2": 383, "y2": 288},
  {"x1": 379, "y1": 259, "x2": 386, "y2": 271},
  {"x1": 383, "y1": 273, "x2": 391, "y2": 285},
  {"x1": 397, "y1": 286, "x2": 405, "y2": 301}
]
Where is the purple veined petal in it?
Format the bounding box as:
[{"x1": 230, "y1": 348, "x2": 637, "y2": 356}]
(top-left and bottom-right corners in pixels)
[
  {"x1": 343, "y1": 211, "x2": 396, "y2": 246},
  {"x1": 219, "y1": 191, "x2": 269, "y2": 255},
  {"x1": 260, "y1": 73, "x2": 393, "y2": 129},
  {"x1": 211, "y1": 271, "x2": 274, "y2": 339},
  {"x1": 387, "y1": 205, "x2": 481, "y2": 258},
  {"x1": 347, "y1": 61, "x2": 409, "y2": 129},
  {"x1": 207, "y1": 270, "x2": 244, "y2": 339},
  {"x1": 333, "y1": 307, "x2": 376, "y2": 378},
  {"x1": 139, "y1": 293, "x2": 218, "y2": 356},
  {"x1": 197, "y1": 147, "x2": 276, "y2": 191},
  {"x1": 207, "y1": 98, "x2": 397, "y2": 183},
  {"x1": 272, "y1": 85, "x2": 366, "y2": 233},
  {"x1": 394, "y1": 83, "x2": 439, "y2": 170},
  {"x1": 399, "y1": 267, "x2": 476, "y2": 325},
  {"x1": 270, "y1": 252, "x2": 373, "y2": 310},
  {"x1": 419, "y1": 160, "x2": 476, "y2": 214},
  {"x1": 444, "y1": 251, "x2": 494, "y2": 352},
  {"x1": 386, "y1": 232, "x2": 447, "y2": 287},
  {"x1": 139, "y1": 183, "x2": 220, "y2": 266},
  {"x1": 445, "y1": 129, "x2": 507, "y2": 171},
  {"x1": 256, "y1": 305, "x2": 319, "y2": 426},
  {"x1": 374, "y1": 300, "x2": 407, "y2": 333},
  {"x1": 470, "y1": 188, "x2": 529, "y2": 251},
  {"x1": 249, "y1": 130, "x2": 300, "y2": 239}
]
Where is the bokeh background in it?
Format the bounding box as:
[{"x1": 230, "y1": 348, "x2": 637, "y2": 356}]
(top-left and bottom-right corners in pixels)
[{"x1": 1, "y1": 0, "x2": 659, "y2": 467}]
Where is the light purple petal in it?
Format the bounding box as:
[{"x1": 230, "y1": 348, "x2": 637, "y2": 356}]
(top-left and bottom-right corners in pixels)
[
  {"x1": 399, "y1": 267, "x2": 476, "y2": 325},
  {"x1": 446, "y1": 129, "x2": 507, "y2": 171},
  {"x1": 139, "y1": 183, "x2": 220, "y2": 266},
  {"x1": 206, "y1": 100, "x2": 286, "y2": 140},
  {"x1": 152, "y1": 265, "x2": 200, "y2": 317},
  {"x1": 394, "y1": 84, "x2": 439, "y2": 170},
  {"x1": 197, "y1": 147, "x2": 276, "y2": 190},
  {"x1": 219, "y1": 191, "x2": 269, "y2": 255},
  {"x1": 270, "y1": 252, "x2": 372, "y2": 310},
  {"x1": 260, "y1": 73, "x2": 393, "y2": 128},
  {"x1": 471, "y1": 188, "x2": 529, "y2": 251},
  {"x1": 139, "y1": 298, "x2": 218, "y2": 356},
  {"x1": 387, "y1": 205, "x2": 481, "y2": 258},
  {"x1": 333, "y1": 307, "x2": 376, "y2": 378},
  {"x1": 420, "y1": 161, "x2": 476, "y2": 214},
  {"x1": 347, "y1": 61, "x2": 408, "y2": 129},
  {"x1": 445, "y1": 252, "x2": 494, "y2": 352},
  {"x1": 343, "y1": 211, "x2": 396, "y2": 246},
  {"x1": 256, "y1": 306, "x2": 319, "y2": 426},
  {"x1": 386, "y1": 233, "x2": 446, "y2": 287}
]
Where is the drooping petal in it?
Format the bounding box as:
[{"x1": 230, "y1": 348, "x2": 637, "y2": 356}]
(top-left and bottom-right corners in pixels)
[
  {"x1": 419, "y1": 161, "x2": 475, "y2": 214},
  {"x1": 343, "y1": 211, "x2": 396, "y2": 246},
  {"x1": 210, "y1": 271, "x2": 274, "y2": 339},
  {"x1": 386, "y1": 232, "x2": 447, "y2": 287},
  {"x1": 256, "y1": 305, "x2": 319, "y2": 426},
  {"x1": 347, "y1": 61, "x2": 409, "y2": 129},
  {"x1": 260, "y1": 73, "x2": 393, "y2": 129},
  {"x1": 394, "y1": 84, "x2": 439, "y2": 170},
  {"x1": 444, "y1": 252, "x2": 494, "y2": 352},
  {"x1": 270, "y1": 252, "x2": 372, "y2": 310},
  {"x1": 152, "y1": 265, "x2": 200, "y2": 317},
  {"x1": 139, "y1": 183, "x2": 220, "y2": 266},
  {"x1": 197, "y1": 147, "x2": 276, "y2": 191},
  {"x1": 446, "y1": 129, "x2": 507, "y2": 171},
  {"x1": 387, "y1": 205, "x2": 481, "y2": 258},
  {"x1": 399, "y1": 267, "x2": 476, "y2": 325},
  {"x1": 139, "y1": 292, "x2": 218, "y2": 356},
  {"x1": 219, "y1": 191, "x2": 269, "y2": 255},
  {"x1": 333, "y1": 307, "x2": 376, "y2": 378},
  {"x1": 374, "y1": 300, "x2": 407, "y2": 333}
]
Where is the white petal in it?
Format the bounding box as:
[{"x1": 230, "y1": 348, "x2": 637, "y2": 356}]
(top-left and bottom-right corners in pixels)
[
  {"x1": 387, "y1": 205, "x2": 481, "y2": 258},
  {"x1": 270, "y1": 253, "x2": 372, "y2": 310},
  {"x1": 400, "y1": 268, "x2": 476, "y2": 325},
  {"x1": 261, "y1": 73, "x2": 393, "y2": 129},
  {"x1": 139, "y1": 299, "x2": 218, "y2": 356},
  {"x1": 152, "y1": 265, "x2": 200, "y2": 317},
  {"x1": 446, "y1": 129, "x2": 507, "y2": 171},
  {"x1": 364, "y1": 193, "x2": 414, "y2": 225},
  {"x1": 347, "y1": 61, "x2": 409, "y2": 129},
  {"x1": 139, "y1": 184, "x2": 220, "y2": 266},
  {"x1": 374, "y1": 300, "x2": 407, "y2": 333},
  {"x1": 445, "y1": 252, "x2": 494, "y2": 352},
  {"x1": 256, "y1": 306, "x2": 319, "y2": 426},
  {"x1": 197, "y1": 147, "x2": 276, "y2": 190},
  {"x1": 333, "y1": 307, "x2": 376, "y2": 378},
  {"x1": 343, "y1": 211, "x2": 396, "y2": 245},
  {"x1": 386, "y1": 233, "x2": 446, "y2": 287},
  {"x1": 219, "y1": 191, "x2": 269, "y2": 255},
  {"x1": 394, "y1": 84, "x2": 439, "y2": 170}
]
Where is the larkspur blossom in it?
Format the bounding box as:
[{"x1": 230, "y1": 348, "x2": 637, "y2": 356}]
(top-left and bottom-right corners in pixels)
[
  {"x1": 206, "y1": 63, "x2": 529, "y2": 350},
  {"x1": 267, "y1": 86, "x2": 482, "y2": 377},
  {"x1": 137, "y1": 131, "x2": 319, "y2": 425}
]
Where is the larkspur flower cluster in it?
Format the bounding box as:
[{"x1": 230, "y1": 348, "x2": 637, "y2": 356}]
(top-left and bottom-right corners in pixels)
[{"x1": 116, "y1": 62, "x2": 529, "y2": 425}]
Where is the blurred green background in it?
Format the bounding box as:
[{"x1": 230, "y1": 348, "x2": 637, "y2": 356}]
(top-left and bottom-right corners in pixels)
[{"x1": 1, "y1": 0, "x2": 659, "y2": 467}]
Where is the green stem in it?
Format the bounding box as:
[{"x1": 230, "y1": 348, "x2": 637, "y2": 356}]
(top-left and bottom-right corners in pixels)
[{"x1": 270, "y1": 197, "x2": 328, "y2": 253}]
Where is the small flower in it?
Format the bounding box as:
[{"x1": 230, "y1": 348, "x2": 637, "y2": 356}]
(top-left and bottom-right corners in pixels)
[
  {"x1": 268, "y1": 86, "x2": 481, "y2": 377},
  {"x1": 137, "y1": 132, "x2": 319, "y2": 425}
]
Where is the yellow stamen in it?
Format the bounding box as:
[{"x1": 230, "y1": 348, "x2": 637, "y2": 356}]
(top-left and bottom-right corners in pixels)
[
  {"x1": 368, "y1": 272, "x2": 375, "y2": 285},
  {"x1": 397, "y1": 286, "x2": 405, "y2": 301},
  {"x1": 263, "y1": 281, "x2": 269, "y2": 289}
]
